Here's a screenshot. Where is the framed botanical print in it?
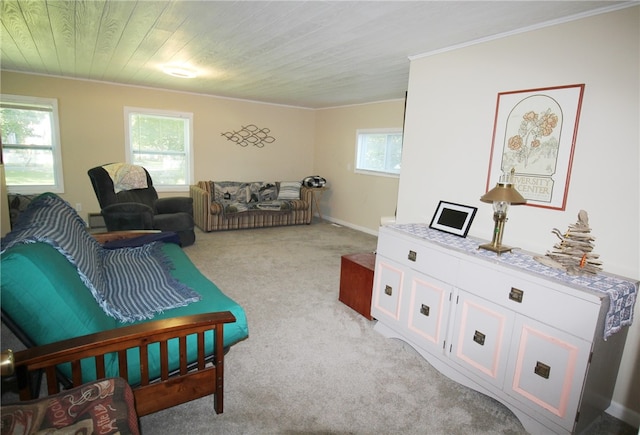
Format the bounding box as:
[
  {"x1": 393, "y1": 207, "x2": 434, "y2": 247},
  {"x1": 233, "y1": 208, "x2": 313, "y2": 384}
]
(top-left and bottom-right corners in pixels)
[{"x1": 486, "y1": 84, "x2": 585, "y2": 210}]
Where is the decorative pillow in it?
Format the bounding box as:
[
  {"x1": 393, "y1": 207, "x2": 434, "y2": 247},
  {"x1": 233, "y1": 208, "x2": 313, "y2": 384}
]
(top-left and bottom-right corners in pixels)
[
  {"x1": 1, "y1": 378, "x2": 140, "y2": 435},
  {"x1": 247, "y1": 182, "x2": 278, "y2": 202},
  {"x1": 213, "y1": 181, "x2": 249, "y2": 203},
  {"x1": 277, "y1": 181, "x2": 301, "y2": 200}
]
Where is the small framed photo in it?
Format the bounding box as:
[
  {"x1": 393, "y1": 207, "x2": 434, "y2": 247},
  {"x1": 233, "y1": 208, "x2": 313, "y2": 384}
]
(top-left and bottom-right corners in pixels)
[{"x1": 429, "y1": 201, "x2": 477, "y2": 237}]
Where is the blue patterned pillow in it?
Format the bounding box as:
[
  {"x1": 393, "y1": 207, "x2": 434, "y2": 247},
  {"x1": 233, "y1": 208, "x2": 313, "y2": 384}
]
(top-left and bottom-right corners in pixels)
[{"x1": 277, "y1": 181, "x2": 301, "y2": 200}]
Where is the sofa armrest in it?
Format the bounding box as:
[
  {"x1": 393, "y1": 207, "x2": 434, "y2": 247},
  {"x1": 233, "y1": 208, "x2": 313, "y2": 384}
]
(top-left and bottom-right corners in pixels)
[
  {"x1": 300, "y1": 186, "x2": 313, "y2": 204},
  {"x1": 300, "y1": 186, "x2": 313, "y2": 222},
  {"x1": 156, "y1": 196, "x2": 193, "y2": 215},
  {"x1": 190, "y1": 184, "x2": 213, "y2": 231},
  {"x1": 12, "y1": 311, "x2": 236, "y2": 416}
]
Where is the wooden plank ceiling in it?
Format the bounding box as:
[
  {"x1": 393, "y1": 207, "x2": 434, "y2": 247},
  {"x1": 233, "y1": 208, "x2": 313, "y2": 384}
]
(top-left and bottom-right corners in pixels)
[{"x1": 0, "y1": 1, "x2": 626, "y2": 108}]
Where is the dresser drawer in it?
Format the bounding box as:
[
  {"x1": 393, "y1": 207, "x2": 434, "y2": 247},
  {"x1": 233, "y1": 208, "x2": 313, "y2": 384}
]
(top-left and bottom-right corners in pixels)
[
  {"x1": 456, "y1": 261, "x2": 600, "y2": 341},
  {"x1": 377, "y1": 230, "x2": 459, "y2": 284}
]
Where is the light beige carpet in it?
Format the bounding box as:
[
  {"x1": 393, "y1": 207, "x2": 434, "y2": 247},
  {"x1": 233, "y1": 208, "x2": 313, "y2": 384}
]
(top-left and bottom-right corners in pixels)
[
  {"x1": 140, "y1": 222, "x2": 635, "y2": 435},
  {"x1": 1, "y1": 221, "x2": 635, "y2": 434}
]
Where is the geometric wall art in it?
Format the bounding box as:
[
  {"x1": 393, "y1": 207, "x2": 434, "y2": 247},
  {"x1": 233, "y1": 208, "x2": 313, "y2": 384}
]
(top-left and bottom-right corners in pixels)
[{"x1": 221, "y1": 124, "x2": 276, "y2": 148}]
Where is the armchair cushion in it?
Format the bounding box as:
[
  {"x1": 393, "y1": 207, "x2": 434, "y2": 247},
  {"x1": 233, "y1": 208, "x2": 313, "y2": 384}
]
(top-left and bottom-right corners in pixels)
[
  {"x1": 115, "y1": 188, "x2": 157, "y2": 210},
  {"x1": 101, "y1": 203, "x2": 154, "y2": 230},
  {"x1": 156, "y1": 196, "x2": 193, "y2": 215},
  {"x1": 153, "y1": 212, "x2": 194, "y2": 233}
]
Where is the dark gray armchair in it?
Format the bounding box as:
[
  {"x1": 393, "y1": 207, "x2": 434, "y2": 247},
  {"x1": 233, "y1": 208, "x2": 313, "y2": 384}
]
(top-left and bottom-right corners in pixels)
[{"x1": 88, "y1": 164, "x2": 195, "y2": 246}]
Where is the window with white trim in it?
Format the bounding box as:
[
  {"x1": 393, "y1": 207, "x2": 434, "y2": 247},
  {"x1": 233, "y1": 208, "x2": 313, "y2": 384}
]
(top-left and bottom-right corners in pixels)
[
  {"x1": 0, "y1": 94, "x2": 64, "y2": 193},
  {"x1": 125, "y1": 107, "x2": 193, "y2": 192},
  {"x1": 355, "y1": 128, "x2": 403, "y2": 177}
]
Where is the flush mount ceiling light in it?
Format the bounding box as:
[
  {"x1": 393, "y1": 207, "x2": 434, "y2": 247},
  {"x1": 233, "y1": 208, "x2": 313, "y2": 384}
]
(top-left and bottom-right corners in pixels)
[{"x1": 162, "y1": 65, "x2": 197, "y2": 78}]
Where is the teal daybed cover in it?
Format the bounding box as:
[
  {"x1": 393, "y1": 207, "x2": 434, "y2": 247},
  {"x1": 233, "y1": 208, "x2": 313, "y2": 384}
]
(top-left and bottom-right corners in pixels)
[
  {"x1": 1, "y1": 193, "x2": 200, "y2": 322},
  {"x1": 1, "y1": 195, "x2": 248, "y2": 384}
]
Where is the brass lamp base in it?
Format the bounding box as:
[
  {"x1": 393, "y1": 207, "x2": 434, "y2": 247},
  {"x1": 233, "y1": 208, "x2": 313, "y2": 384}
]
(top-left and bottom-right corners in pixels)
[
  {"x1": 479, "y1": 210, "x2": 517, "y2": 255},
  {"x1": 478, "y1": 242, "x2": 515, "y2": 255}
]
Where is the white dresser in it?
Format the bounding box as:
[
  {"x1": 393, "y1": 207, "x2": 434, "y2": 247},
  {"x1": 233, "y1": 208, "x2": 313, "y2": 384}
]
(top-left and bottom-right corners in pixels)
[{"x1": 371, "y1": 224, "x2": 638, "y2": 434}]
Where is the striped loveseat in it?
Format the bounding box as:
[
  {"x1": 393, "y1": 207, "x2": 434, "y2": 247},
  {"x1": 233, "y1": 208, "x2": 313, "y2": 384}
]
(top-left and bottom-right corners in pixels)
[{"x1": 190, "y1": 181, "x2": 313, "y2": 231}]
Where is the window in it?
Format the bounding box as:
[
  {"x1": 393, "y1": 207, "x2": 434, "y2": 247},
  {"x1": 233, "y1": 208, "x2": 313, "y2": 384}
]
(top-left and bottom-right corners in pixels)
[
  {"x1": 355, "y1": 128, "x2": 403, "y2": 177},
  {"x1": 1, "y1": 94, "x2": 64, "y2": 193},
  {"x1": 125, "y1": 107, "x2": 193, "y2": 191}
]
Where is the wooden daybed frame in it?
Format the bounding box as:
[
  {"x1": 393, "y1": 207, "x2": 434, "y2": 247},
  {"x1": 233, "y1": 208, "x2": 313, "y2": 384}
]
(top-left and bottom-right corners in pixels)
[{"x1": 6, "y1": 311, "x2": 236, "y2": 416}]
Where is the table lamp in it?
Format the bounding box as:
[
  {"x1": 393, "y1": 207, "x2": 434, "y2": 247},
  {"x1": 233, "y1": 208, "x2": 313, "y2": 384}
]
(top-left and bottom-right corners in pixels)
[{"x1": 479, "y1": 169, "x2": 526, "y2": 254}]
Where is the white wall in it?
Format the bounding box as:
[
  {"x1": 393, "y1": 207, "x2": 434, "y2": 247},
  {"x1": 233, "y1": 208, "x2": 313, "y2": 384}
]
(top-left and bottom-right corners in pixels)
[
  {"x1": 1, "y1": 72, "x2": 405, "y2": 235},
  {"x1": 0, "y1": 72, "x2": 316, "y2": 216},
  {"x1": 315, "y1": 101, "x2": 404, "y2": 233},
  {"x1": 398, "y1": 6, "x2": 639, "y2": 423}
]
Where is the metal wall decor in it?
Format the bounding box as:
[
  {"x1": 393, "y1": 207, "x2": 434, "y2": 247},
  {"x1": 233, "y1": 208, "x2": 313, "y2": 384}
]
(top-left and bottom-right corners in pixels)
[{"x1": 221, "y1": 124, "x2": 275, "y2": 148}]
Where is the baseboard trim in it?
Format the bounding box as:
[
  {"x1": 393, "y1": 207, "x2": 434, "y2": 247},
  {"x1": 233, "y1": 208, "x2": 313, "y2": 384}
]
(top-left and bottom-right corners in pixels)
[
  {"x1": 606, "y1": 401, "x2": 640, "y2": 429},
  {"x1": 322, "y1": 216, "x2": 378, "y2": 236}
]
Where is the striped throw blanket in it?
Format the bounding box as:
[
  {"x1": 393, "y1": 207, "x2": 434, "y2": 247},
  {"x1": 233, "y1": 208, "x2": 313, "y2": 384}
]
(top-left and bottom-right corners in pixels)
[{"x1": 1, "y1": 193, "x2": 200, "y2": 322}]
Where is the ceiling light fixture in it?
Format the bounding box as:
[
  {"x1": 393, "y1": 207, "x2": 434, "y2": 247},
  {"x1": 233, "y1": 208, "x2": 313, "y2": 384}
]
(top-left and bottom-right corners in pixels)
[{"x1": 162, "y1": 65, "x2": 197, "y2": 79}]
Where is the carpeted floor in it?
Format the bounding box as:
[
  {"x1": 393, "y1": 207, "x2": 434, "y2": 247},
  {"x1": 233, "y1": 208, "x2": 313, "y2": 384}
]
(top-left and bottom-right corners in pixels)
[
  {"x1": 143, "y1": 221, "x2": 636, "y2": 435},
  {"x1": 2, "y1": 220, "x2": 637, "y2": 434}
]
